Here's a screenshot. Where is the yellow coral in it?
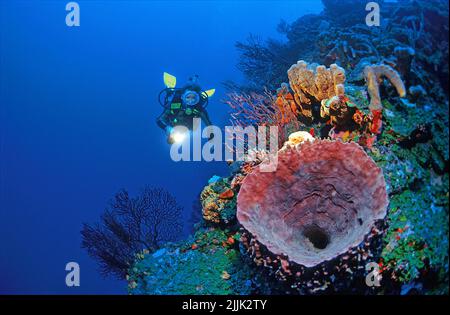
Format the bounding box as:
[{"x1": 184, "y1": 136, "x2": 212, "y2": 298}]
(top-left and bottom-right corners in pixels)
[{"x1": 363, "y1": 64, "x2": 406, "y2": 111}]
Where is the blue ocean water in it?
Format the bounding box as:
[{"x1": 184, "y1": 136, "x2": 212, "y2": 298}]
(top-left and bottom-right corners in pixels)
[{"x1": 0, "y1": 0, "x2": 323, "y2": 294}]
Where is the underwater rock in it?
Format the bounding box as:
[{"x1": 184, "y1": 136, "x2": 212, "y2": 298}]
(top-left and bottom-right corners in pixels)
[
  {"x1": 127, "y1": 227, "x2": 283, "y2": 295},
  {"x1": 236, "y1": 140, "x2": 388, "y2": 267}
]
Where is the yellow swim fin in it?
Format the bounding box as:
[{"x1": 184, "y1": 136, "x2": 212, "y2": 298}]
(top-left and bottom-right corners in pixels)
[
  {"x1": 204, "y1": 89, "x2": 216, "y2": 97},
  {"x1": 163, "y1": 72, "x2": 177, "y2": 88}
]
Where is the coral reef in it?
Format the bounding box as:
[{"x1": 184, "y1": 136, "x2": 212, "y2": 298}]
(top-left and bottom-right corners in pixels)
[
  {"x1": 319, "y1": 94, "x2": 377, "y2": 146},
  {"x1": 127, "y1": 226, "x2": 287, "y2": 294},
  {"x1": 128, "y1": 0, "x2": 448, "y2": 295},
  {"x1": 128, "y1": 228, "x2": 254, "y2": 294},
  {"x1": 237, "y1": 139, "x2": 388, "y2": 267},
  {"x1": 284, "y1": 59, "x2": 390, "y2": 146},
  {"x1": 235, "y1": 0, "x2": 448, "y2": 98},
  {"x1": 200, "y1": 176, "x2": 237, "y2": 225}
]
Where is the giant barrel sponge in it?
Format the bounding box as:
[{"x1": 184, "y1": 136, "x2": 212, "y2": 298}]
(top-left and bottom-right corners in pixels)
[{"x1": 237, "y1": 140, "x2": 388, "y2": 267}]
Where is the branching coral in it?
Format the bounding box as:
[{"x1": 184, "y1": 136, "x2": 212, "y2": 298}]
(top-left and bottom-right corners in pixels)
[
  {"x1": 226, "y1": 90, "x2": 299, "y2": 147},
  {"x1": 235, "y1": 34, "x2": 295, "y2": 90},
  {"x1": 81, "y1": 187, "x2": 183, "y2": 279},
  {"x1": 237, "y1": 139, "x2": 388, "y2": 267},
  {"x1": 227, "y1": 91, "x2": 276, "y2": 128}
]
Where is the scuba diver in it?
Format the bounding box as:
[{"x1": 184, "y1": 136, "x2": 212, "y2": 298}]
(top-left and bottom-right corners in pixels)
[{"x1": 157, "y1": 72, "x2": 215, "y2": 143}]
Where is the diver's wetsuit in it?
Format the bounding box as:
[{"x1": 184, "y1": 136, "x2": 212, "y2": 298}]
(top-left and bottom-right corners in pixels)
[{"x1": 156, "y1": 83, "x2": 212, "y2": 132}]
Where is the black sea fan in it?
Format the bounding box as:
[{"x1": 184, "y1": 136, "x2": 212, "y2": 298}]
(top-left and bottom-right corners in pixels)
[{"x1": 81, "y1": 187, "x2": 183, "y2": 279}]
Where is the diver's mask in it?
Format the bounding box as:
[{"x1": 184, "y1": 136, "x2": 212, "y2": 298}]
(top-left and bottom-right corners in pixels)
[{"x1": 181, "y1": 89, "x2": 200, "y2": 107}]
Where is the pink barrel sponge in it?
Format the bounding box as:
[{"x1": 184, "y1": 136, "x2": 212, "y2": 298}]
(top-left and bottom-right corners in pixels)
[{"x1": 237, "y1": 140, "x2": 388, "y2": 267}]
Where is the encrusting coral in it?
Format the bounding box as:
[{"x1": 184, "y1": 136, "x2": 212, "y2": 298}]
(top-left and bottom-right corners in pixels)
[{"x1": 237, "y1": 139, "x2": 388, "y2": 267}]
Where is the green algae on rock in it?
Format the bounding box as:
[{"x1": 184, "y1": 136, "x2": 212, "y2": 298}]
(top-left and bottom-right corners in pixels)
[{"x1": 128, "y1": 228, "x2": 262, "y2": 295}]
